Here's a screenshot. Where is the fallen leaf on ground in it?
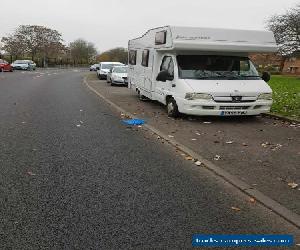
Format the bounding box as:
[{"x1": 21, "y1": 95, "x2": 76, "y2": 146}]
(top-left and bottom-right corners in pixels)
[
  {"x1": 191, "y1": 138, "x2": 197, "y2": 141},
  {"x1": 138, "y1": 125, "x2": 142, "y2": 128},
  {"x1": 242, "y1": 143, "x2": 248, "y2": 146},
  {"x1": 76, "y1": 124, "x2": 81, "y2": 127},
  {"x1": 249, "y1": 198, "x2": 256, "y2": 203},
  {"x1": 79, "y1": 121, "x2": 84, "y2": 124},
  {"x1": 195, "y1": 161, "x2": 202, "y2": 166},
  {"x1": 27, "y1": 171, "x2": 36, "y2": 176},
  {"x1": 195, "y1": 132, "x2": 201, "y2": 136},
  {"x1": 168, "y1": 135, "x2": 174, "y2": 138},
  {"x1": 271, "y1": 144, "x2": 282, "y2": 151},
  {"x1": 214, "y1": 155, "x2": 221, "y2": 161},
  {"x1": 288, "y1": 182, "x2": 299, "y2": 189},
  {"x1": 231, "y1": 206, "x2": 241, "y2": 212},
  {"x1": 261, "y1": 141, "x2": 271, "y2": 147},
  {"x1": 185, "y1": 156, "x2": 193, "y2": 161},
  {"x1": 226, "y1": 141, "x2": 234, "y2": 144},
  {"x1": 203, "y1": 122, "x2": 212, "y2": 124}
]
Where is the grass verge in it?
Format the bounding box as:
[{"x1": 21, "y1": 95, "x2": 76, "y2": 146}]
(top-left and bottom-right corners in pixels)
[{"x1": 268, "y1": 75, "x2": 299, "y2": 120}]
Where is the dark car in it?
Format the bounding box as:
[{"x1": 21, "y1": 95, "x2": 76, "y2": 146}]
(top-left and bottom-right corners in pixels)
[{"x1": 0, "y1": 59, "x2": 13, "y2": 72}]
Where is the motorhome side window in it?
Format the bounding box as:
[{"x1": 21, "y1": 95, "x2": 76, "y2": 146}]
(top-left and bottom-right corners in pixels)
[
  {"x1": 129, "y1": 50, "x2": 137, "y2": 65},
  {"x1": 160, "y1": 56, "x2": 174, "y2": 77},
  {"x1": 155, "y1": 31, "x2": 167, "y2": 45},
  {"x1": 141, "y1": 49, "x2": 149, "y2": 67}
]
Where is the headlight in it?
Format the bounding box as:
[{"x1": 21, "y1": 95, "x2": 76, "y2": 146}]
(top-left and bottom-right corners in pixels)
[
  {"x1": 257, "y1": 93, "x2": 272, "y2": 100},
  {"x1": 185, "y1": 93, "x2": 213, "y2": 100}
]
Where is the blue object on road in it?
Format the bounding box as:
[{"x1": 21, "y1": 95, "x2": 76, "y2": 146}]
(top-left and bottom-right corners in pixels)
[{"x1": 122, "y1": 119, "x2": 145, "y2": 126}]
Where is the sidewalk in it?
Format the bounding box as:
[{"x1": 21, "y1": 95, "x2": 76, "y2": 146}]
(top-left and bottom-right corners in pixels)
[{"x1": 85, "y1": 73, "x2": 300, "y2": 217}]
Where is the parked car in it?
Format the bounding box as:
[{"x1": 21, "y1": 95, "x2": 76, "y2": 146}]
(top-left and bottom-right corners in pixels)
[
  {"x1": 90, "y1": 64, "x2": 99, "y2": 71},
  {"x1": 107, "y1": 66, "x2": 128, "y2": 86},
  {"x1": 0, "y1": 59, "x2": 13, "y2": 72},
  {"x1": 11, "y1": 60, "x2": 36, "y2": 70},
  {"x1": 128, "y1": 26, "x2": 277, "y2": 117},
  {"x1": 97, "y1": 62, "x2": 124, "y2": 80}
]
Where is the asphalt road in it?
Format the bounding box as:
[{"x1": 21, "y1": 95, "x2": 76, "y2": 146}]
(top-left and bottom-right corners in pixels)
[
  {"x1": 87, "y1": 74, "x2": 300, "y2": 216},
  {"x1": 0, "y1": 69, "x2": 299, "y2": 249}
]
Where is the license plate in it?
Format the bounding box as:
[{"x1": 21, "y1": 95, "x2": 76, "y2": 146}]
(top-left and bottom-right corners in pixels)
[{"x1": 220, "y1": 111, "x2": 248, "y2": 116}]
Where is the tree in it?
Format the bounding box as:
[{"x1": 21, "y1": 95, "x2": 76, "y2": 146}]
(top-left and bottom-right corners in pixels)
[
  {"x1": 97, "y1": 47, "x2": 128, "y2": 64},
  {"x1": 1, "y1": 25, "x2": 64, "y2": 66},
  {"x1": 1, "y1": 34, "x2": 26, "y2": 61},
  {"x1": 267, "y1": 4, "x2": 300, "y2": 56},
  {"x1": 70, "y1": 39, "x2": 97, "y2": 64}
]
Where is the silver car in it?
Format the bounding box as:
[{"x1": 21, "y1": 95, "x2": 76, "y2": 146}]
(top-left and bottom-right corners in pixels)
[
  {"x1": 106, "y1": 66, "x2": 128, "y2": 86},
  {"x1": 12, "y1": 60, "x2": 36, "y2": 70}
]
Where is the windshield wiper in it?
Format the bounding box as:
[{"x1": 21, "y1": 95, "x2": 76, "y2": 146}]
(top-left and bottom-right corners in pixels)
[
  {"x1": 195, "y1": 76, "x2": 211, "y2": 79},
  {"x1": 215, "y1": 75, "x2": 239, "y2": 79},
  {"x1": 239, "y1": 75, "x2": 260, "y2": 78}
]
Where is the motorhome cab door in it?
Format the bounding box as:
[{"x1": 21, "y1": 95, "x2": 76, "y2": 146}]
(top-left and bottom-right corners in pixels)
[{"x1": 155, "y1": 55, "x2": 175, "y2": 104}]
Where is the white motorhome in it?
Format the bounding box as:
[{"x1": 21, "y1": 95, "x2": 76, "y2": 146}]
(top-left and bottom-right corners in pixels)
[{"x1": 128, "y1": 26, "x2": 277, "y2": 117}]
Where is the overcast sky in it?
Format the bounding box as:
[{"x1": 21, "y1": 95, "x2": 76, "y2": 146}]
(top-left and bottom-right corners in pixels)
[{"x1": 1, "y1": 0, "x2": 299, "y2": 53}]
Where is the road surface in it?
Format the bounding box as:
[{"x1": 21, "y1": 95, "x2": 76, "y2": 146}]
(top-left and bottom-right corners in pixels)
[{"x1": 0, "y1": 69, "x2": 299, "y2": 249}]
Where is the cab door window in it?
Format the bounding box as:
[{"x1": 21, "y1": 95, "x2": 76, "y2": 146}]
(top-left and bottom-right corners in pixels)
[{"x1": 160, "y1": 56, "x2": 174, "y2": 79}]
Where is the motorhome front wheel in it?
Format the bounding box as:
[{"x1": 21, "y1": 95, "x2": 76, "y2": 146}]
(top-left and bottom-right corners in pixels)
[{"x1": 167, "y1": 98, "x2": 180, "y2": 118}]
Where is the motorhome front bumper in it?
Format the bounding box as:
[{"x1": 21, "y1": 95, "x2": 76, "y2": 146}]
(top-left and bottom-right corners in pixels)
[{"x1": 176, "y1": 98, "x2": 272, "y2": 116}]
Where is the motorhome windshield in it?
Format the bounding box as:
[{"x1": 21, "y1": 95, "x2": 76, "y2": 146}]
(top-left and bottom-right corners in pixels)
[{"x1": 177, "y1": 55, "x2": 260, "y2": 80}]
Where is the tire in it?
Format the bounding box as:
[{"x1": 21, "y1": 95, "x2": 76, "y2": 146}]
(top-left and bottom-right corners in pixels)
[
  {"x1": 107, "y1": 77, "x2": 110, "y2": 83},
  {"x1": 138, "y1": 90, "x2": 147, "y2": 101},
  {"x1": 110, "y1": 80, "x2": 115, "y2": 86},
  {"x1": 166, "y1": 97, "x2": 180, "y2": 118}
]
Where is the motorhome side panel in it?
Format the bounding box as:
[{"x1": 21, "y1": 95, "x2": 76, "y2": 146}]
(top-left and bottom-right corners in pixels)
[{"x1": 128, "y1": 49, "x2": 144, "y2": 90}]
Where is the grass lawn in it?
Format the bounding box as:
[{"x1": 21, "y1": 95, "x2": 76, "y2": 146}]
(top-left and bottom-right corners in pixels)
[{"x1": 268, "y1": 75, "x2": 300, "y2": 120}]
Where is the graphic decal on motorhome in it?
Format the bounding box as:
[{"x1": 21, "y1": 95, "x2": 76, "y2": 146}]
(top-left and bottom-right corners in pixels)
[{"x1": 175, "y1": 35, "x2": 211, "y2": 40}]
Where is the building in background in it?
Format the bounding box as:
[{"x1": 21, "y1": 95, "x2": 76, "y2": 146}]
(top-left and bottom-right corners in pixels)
[
  {"x1": 249, "y1": 53, "x2": 283, "y2": 74},
  {"x1": 282, "y1": 51, "x2": 300, "y2": 75}
]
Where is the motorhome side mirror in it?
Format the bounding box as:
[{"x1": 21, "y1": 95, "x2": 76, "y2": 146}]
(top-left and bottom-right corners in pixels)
[
  {"x1": 156, "y1": 70, "x2": 173, "y2": 82},
  {"x1": 261, "y1": 71, "x2": 271, "y2": 82}
]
